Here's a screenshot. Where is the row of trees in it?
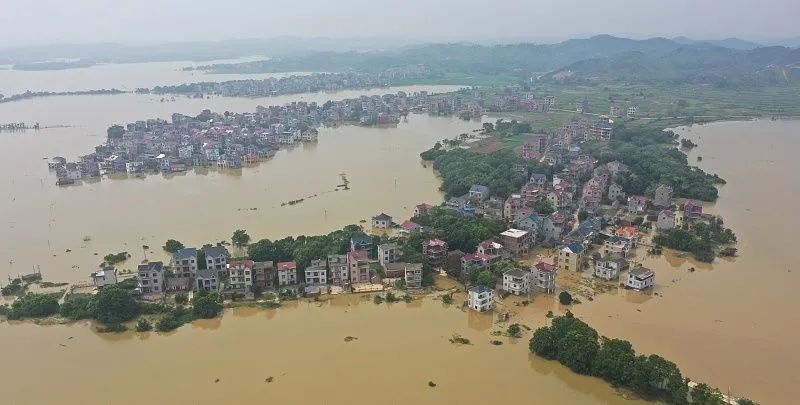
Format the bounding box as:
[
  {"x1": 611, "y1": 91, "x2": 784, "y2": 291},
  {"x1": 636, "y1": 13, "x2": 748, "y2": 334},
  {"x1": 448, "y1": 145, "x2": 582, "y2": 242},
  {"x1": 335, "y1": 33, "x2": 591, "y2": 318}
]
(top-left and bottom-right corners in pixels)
[
  {"x1": 529, "y1": 312, "x2": 746, "y2": 404},
  {"x1": 420, "y1": 148, "x2": 530, "y2": 199},
  {"x1": 653, "y1": 218, "x2": 737, "y2": 262}
]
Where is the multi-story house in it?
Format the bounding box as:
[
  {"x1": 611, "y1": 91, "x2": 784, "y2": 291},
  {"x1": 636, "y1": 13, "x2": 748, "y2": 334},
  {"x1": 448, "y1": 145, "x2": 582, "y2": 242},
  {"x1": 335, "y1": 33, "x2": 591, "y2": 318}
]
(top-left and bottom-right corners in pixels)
[
  {"x1": 603, "y1": 236, "x2": 632, "y2": 258},
  {"x1": 469, "y1": 184, "x2": 490, "y2": 201},
  {"x1": 347, "y1": 250, "x2": 371, "y2": 284},
  {"x1": 204, "y1": 245, "x2": 230, "y2": 278},
  {"x1": 328, "y1": 254, "x2": 349, "y2": 287},
  {"x1": 627, "y1": 195, "x2": 647, "y2": 214},
  {"x1": 404, "y1": 263, "x2": 423, "y2": 289},
  {"x1": 90, "y1": 267, "x2": 118, "y2": 288},
  {"x1": 371, "y1": 213, "x2": 392, "y2": 229},
  {"x1": 502, "y1": 269, "x2": 531, "y2": 295},
  {"x1": 654, "y1": 184, "x2": 673, "y2": 208},
  {"x1": 350, "y1": 234, "x2": 373, "y2": 253},
  {"x1": 500, "y1": 229, "x2": 532, "y2": 257},
  {"x1": 477, "y1": 239, "x2": 504, "y2": 261},
  {"x1": 608, "y1": 183, "x2": 625, "y2": 202},
  {"x1": 684, "y1": 199, "x2": 703, "y2": 221},
  {"x1": 522, "y1": 135, "x2": 548, "y2": 160},
  {"x1": 557, "y1": 242, "x2": 584, "y2": 272},
  {"x1": 503, "y1": 194, "x2": 525, "y2": 220},
  {"x1": 594, "y1": 255, "x2": 629, "y2": 280},
  {"x1": 137, "y1": 261, "x2": 165, "y2": 294},
  {"x1": 422, "y1": 239, "x2": 448, "y2": 267},
  {"x1": 532, "y1": 262, "x2": 557, "y2": 293},
  {"x1": 252, "y1": 261, "x2": 274, "y2": 290},
  {"x1": 378, "y1": 243, "x2": 401, "y2": 266},
  {"x1": 657, "y1": 210, "x2": 677, "y2": 230},
  {"x1": 627, "y1": 267, "x2": 655, "y2": 290},
  {"x1": 304, "y1": 259, "x2": 328, "y2": 285},
  {"x1": 171, "y1": 248, "x2": 198, "y2": 278},
  {"x1": 227, "y1": 260, "x2": 254, "y2": 293},
  {"x1": 414, "y1": 203, "x2": 433, "y2": 217},
  {"x1": 468, "y1": 285, "x2": 494, "y2": 312},
  {"x1": 276, "y1": 261, "x2": 298, "y2": 286},
  {"x1": 196, "y1": 268, "x2": 220, "y2": 292}
]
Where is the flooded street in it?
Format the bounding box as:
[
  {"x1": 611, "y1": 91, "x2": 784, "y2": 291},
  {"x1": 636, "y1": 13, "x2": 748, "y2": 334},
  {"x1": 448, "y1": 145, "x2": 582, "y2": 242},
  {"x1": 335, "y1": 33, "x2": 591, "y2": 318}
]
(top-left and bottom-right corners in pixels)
[
  {"x1": 564, "y1": 119, "x2": 800, "y2": 404},
  {"x1": 1, "y1": 291, "x2": 645, "y2": 405},
  {"x1": 0, "y1": 85, "x2": 465, "y2": 284}
]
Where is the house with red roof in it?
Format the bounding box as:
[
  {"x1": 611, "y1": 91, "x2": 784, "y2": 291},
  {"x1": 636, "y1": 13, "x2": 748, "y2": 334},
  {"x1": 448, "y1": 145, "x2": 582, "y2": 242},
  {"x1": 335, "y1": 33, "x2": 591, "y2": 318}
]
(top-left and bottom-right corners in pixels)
[
  {"x1": 422, "y1": 239, "x2": 448, "y2": 267},
  {"x1": 347, "y1": 250, "x2": 371, "y2": 284},
  {"x1": 532, "y1": 262, "x2": 557, "y2": 293},
  {"x1": 276, "y1": 261, "x2": 297, "y2": 286},
  {"x1": 414, "y1": 203, "x2": 433, "y2": 217}
]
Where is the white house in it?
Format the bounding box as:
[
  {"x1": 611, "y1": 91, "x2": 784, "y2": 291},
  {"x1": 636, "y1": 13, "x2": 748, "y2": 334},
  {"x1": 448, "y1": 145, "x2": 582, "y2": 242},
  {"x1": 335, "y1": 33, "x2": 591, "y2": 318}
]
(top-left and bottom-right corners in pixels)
[
  {"x1": 502, "y1": 269, "x2": 531, "y2": 295},
  {"x1": 626, "y1": 267, "x2": 655, "y2": 290},
  {"x1": 137, "y1": 262, "x2": 164, "y2": 294},
  {"x1": 277, "y1": 261, "x2": 298, "y2": 286},
  {"x1": 404, "y1": 263, "x2": 423, "y2": 289},
  {"x1": 304, "y1": 259, "x2": 328, "y2": 285},
  {"x1": 594, "y1": 255, "x2": 629, "y2": 280},
  {"x1": 467, "y1": 285, "x2": 494, "y2": 312},
  {"x1": 90, "y1": 267, "x2": 118, "y2": 288},
  {"x1": 226, "y1": 260, "x2": 254, "y2": 292},
  {"x1": 378, "y1": 243, "x2": 400, "y2": 266},
  {"x1": 371, "y1": 213, "x2": 392, "y2": 229}
]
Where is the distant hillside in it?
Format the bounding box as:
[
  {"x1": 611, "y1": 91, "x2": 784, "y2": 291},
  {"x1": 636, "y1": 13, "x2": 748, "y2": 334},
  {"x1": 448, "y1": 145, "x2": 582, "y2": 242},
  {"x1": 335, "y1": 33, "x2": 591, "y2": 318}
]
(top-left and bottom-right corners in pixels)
[
  {"x1": 195, "y1": 35, "x2": 715, "y2": 74},
  {"x1": 672, "y1": 36, "x2": 762, "y2": 50},
  {"x1": 544, "y1": 46, "x2": 800, "y2": 87}
]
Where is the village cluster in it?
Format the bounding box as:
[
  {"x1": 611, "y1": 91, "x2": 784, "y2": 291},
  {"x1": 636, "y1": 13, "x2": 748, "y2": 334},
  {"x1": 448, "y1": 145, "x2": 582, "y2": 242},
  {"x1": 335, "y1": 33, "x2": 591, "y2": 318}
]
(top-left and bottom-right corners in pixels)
[{"x1": 46, "y1": 90, "x2": 484, "y2": 185}]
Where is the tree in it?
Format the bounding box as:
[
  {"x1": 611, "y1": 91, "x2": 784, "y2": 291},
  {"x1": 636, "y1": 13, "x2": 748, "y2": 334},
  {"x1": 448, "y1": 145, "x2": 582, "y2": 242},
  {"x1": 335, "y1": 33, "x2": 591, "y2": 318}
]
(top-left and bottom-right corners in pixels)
[
  {"x1": 94, "y1": 287, "x2": 139, "y2": 324},
  {"x1": 534, "y1": 199, "x2": 555, "y2": 216},
  {"x1": 232, "y1": 229, "x2": 251, "y2": 247},
  {"x1": 135, "y1": 318, "x2": 153, "y2": 332},
  {"x1": 59, "y1": 294, "x2": 95, "y2": 320},
  {"x1": 163, "y1": 239, "x2": 185, "y2": 253},
  {"x1": 192, "y1": 293, "x2": 222, "y2": 319},
  {"x1": 476, "y1": 270, "x2": 496, "y2": 288},
  {"x1": 559, "y1": 291, "x2": 573, "y2": 305},
  {"x1": 592, "y1": 337, "x2": 636, "y2": 386},
  {"x1": 107, "y1": 124, "x2": 125, "y2": 140},
  {"x1": 690, "y1": 383, "x2": 725, "y2": 405},
  {"x1": 507, "y1": 323, "x2": 522, "y2": 338},
  {"x1": 529, "y1": 327, "x2": 557, "y2": 359},
  {"x1": 556, "y1": 328, "x2": 599, "y2": 374},
  {"x1": 8, "y1": 293, "x2": 60, "y2": 319},
  {"x1": 577, "y1": 210, "x2": 589, "y2": 223}
]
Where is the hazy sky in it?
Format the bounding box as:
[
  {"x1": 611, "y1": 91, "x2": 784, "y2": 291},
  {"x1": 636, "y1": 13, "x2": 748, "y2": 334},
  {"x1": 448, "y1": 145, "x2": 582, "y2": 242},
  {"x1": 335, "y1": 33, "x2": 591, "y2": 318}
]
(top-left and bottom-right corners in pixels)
[{"x1": 1, "y1": 0, "x2": 798, "y2": 45}]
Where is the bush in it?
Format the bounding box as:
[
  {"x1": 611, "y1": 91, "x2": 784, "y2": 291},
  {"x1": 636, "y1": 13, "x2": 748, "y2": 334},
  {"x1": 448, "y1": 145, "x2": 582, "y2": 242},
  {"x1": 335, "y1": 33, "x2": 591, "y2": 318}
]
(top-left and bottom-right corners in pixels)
[
  {"x1": 97, "y1": 323, "x2": 127, "y2": 333},
  {"x1": 192, "y1": 293, "x2": 222, "y2": 319},
  {"x1": 163, "y1": 239, "x2": 185, "y2": 253},
  {"x1": 60, "y1": 294, "x2": 95, "y2": 320},
  {"x1": 174, "y1": 293, "x2": 188, "y2": 305},
  {"x1": 507, "y1": 323, "x2": 522, "y2": 338},
  {"x1": 8, "y1": 293, "x2": 60, "y2": 319},
  {"x1": 559, "y1": 291, "x2": 573, "y2": 305},
  {"x1": 94, "y1": 287, "x2": 139, "y2": 324},
  {"x1": 156, "y1": 307, "x2": 194, "y2": 332}
]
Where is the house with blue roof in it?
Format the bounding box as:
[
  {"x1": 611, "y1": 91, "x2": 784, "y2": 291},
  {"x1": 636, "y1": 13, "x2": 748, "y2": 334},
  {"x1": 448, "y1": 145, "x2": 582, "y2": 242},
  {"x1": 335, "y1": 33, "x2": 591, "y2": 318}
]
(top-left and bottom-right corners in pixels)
[
  {"x1": 468, "y1": 285, "x2": 494, "y2": 312},
  {"x1": 469, "y1": 184, "x2": 490, "y2": 201},
  {"x1": 350, "y1": 234, "x2": 373, "y2": 253},
  {"x1": 171, "y1": 248, "x2": 198, "y2": 278},
  {"x1": 557, "y1": 242, "x2": 585, "y2": 272}
]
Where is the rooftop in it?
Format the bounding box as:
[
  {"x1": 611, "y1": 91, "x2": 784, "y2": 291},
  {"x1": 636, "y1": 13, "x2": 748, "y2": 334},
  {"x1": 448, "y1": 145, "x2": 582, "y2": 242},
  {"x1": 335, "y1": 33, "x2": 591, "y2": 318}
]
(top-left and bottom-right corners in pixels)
[
  {"x1": 501, "y1": 229, "x2": 528, "y2": 239},
  {"x1": 203, "y1": 245, "x2": 229, "y2": 258},
  {"x1": 469, "y1": 285, "x2": 492, "y2": 294},
  {"x1": 347, "y1": 250, "x2": 369, "y2": 261},
  {"x1": 372, "y1": 213, "x2": 392, "y2": 221},
  {"x1": 173, "y1": 248, "x2": 198, "y2": 260},
  {"x1": 563, "y1": 242, "x2": 584, "y2": 254},
  {"x1": 276, "y1": 261, "x2": 297, "y2": 271},
  {"x1": 534, "y1": 262, "x2": 556, "y2": 273},
  {"x1": 504, "y1": 269, "x2": 528, "y2": 278},
  {"x1": 630, "y1": 267, "x2": 655, "y2": 279}
]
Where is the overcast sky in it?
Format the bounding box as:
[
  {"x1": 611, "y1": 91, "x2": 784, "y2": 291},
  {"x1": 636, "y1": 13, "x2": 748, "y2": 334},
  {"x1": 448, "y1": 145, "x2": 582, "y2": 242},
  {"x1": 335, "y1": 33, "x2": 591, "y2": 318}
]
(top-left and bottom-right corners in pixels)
[{"x1": 1, "y1": 0, "x2": 798, "y2": 45}]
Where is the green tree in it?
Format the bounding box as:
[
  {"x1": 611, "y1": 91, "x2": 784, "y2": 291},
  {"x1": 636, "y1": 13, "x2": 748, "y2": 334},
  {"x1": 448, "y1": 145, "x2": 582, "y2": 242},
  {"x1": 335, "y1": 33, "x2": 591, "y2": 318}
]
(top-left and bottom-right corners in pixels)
[
  {"x1": 476, "y1": 270, "x2": 496, "y2": 288},
  {"x1": 507, "y1": 323, "x2": 522, "y2": 338},
  {"x1": 577, "y1": 210, "x2": 589, "y2": 222},
  {"x1": 107, "y1": 124, "x2": 125, "y2": 140},
  {"x1": 192, "y1": 293, "x2": 222, "y2": 319},
  {"x1": 529, "y1": 327, "x2": 557, "y2": 358},
  {"x1": 174, "y1": 293, "x2": 188, "y2": 305},
  {"x1": 59, "y1": 294, "x2": 95, "y2": 320},
  {"x1": 592, "y1": 337, "x2": 636, "y2": 386},
  {"x1": 94, "y1": 287, "x2": 139, "y2": 324},
  {"x1": 135, "y1": 318, "x2": 153, "y2": 332},
  {"x1": 232, "y1": 229, "x2": 251, "y2": 247},
  {"x1": 163, "y1": 239, "x2": 185, "y2": 253},
  {"x1": 8, "y1": 293, "x2": 60, "y2": 319},
  {"x1": 556, "y1": 328, "x2": 599, "y2": 374},
  {"x1": 559, "y1": 291, "x2": 573, "y2": 305},
  {"x1": 690, "y1": 383, "x2": 725, "y2": 405},
  {"x1": 534, "y1": 199, "x2": 555, "y2": 215}
]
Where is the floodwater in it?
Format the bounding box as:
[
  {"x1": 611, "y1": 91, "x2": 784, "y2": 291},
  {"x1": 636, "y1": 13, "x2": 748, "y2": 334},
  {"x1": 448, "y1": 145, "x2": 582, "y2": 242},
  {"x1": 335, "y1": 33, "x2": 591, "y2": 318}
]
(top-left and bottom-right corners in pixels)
[
  {"x1": 0, "y1": 85, "x2": 466, "y2": 284},
  {"x1": 0, "y1": 56, "x2": 301, "y2": 94},
  {"x1": 1, "y1": 290, "x2": 646, "y2": 405},
  {"x1": 564, "y1": 119, "x2": 800, "y2": 404}
]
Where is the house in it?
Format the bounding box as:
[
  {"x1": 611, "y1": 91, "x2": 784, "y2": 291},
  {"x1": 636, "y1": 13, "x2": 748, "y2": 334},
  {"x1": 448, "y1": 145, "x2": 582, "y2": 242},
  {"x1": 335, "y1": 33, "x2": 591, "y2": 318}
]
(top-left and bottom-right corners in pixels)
[
  {"x1": 529, "y1": 173, "x2": 548, "y2": 188},
  {"x1": 350, "y1": 234, "x2": 373, "y2": 252},
  {"x1": 347, "y1": 250, "x2": 371, "y2": 284},
  {"x1": 657, "y1": 210, "x2": 676, "y2": 230},
  {"x1": 196, "y1": 268, "x2": 220, "y2": 292},
  {"x1": 626, "y1": 267, "x2": 655, "y2": 290},
  {"x1": 372, "y1": 213, "x2": 392, "y2": 229},
  {"x1": 252, "y1": 261, "x2": 275, "y2": 290},
  {"x1": 461, "y1": 252, "x2": 491, "y2": 273},
  {"x1": 502, "y1": 269, "x2": 531, "y2": 295},
  {"x1": 532, "y1": 262, "x2": 557, "y2": 293},
  {"x1": 171, "y1": 248, "x2": 198, "y2": 278},
  {"x1": 422, "y1": 239, "x2": 448, "y2": 267},
  {"x1": 684, "y1": 199, "x2": 703, "y2": 221},
  {"x1": 500, "y1": 229, "x2": 532, "y2": 257},
  {"x1": 399, "y1": 219, "x2": 422, "y2": 233},
  {"x1": 378, "y1": 243, "x2": 401, "y2": 266},
  {"x1": 276, "y1": 261, "x2": 298, "y2": 286},
  {"x1": 469, "y1": 184, "x2": 490, "y2": 201},
  {"x1": 594, "y1": 255, "x2": 629, "y2": 280},
  {"x1": 557, "y1": 242, "x2": 584, "y2": 272},
  {"x1": 477, "y1": 239, "x2": 504, "y2": 260},
  {"x1": 608, "y1": 183, "x2": 625, "y2": 202},
  {"x1": 627, "y1": 195, "x2": 647, "y2": 214},
  {"x1": 404, "y1": 263, "x2": 424, "y2": 289},
  {"x1": 467, "y1": 285, "x2": 494, "y2": 312},
  {"x1": 654, "y1": 184, "x2": 673, "y2": 208},
  {"x1": 615, "y1": 225, "x2": 639, "y2": 240},
  {"x1": 138, "y1": 261, "x2": 164, "y2": 294},
  {"x1": 328, "y1": 254, "x2": 350, "y2": 287},
  {"x1": 304, "y1": 259, "x2": 328, "y2": 285},
  {"x1": 384, "y1": 262, "x2": 407, "y2": 279},
  {"x1": 522, "y1": 135, "x2": 548, "y2": 160},
  {"x1": 504, "y1": 194, "x2": 525, "y2": 220},
  {"x1": 627, "y1": 105, "x2": 638, "y2": 119},
  {"x1": 602, "y1": 236, "x2": 632, "y2": 258},
  {"x1": 204, "y1": 245, "x2": 230, "y2": 277},
  {"x1": 414, "y1": 203, "x2": 433, "y2": 217},
  {"x1": 227, "y1": 260, "x2": 254, "y2": 293},
  {"x1": 90, "y1": 267, "x2": 118, "y2": 288}
]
